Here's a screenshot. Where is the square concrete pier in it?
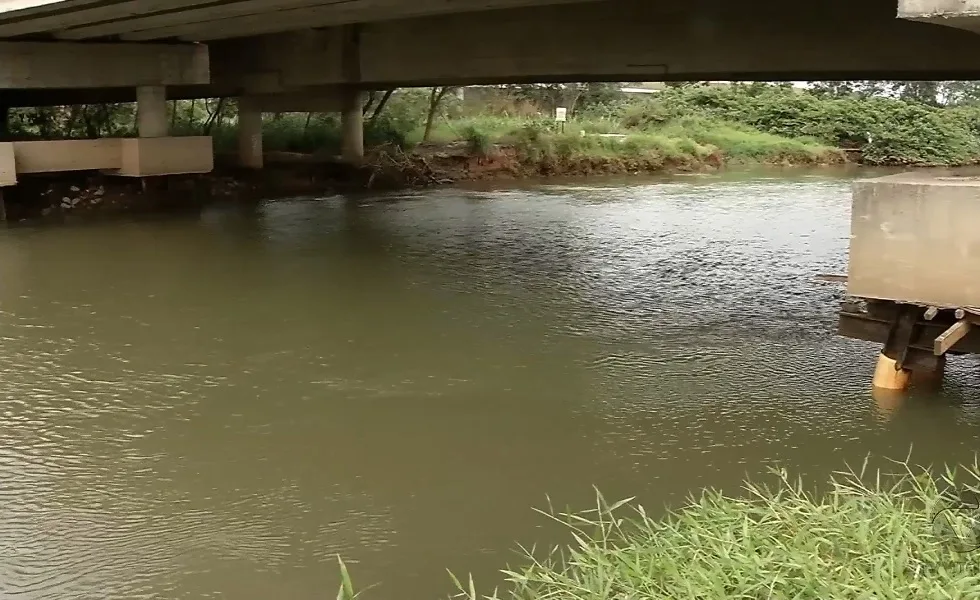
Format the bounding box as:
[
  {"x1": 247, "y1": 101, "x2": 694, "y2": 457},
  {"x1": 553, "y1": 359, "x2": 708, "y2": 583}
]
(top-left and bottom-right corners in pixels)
[{"x1": 848, "y1": 172, "x2": 980, "y2": 310}]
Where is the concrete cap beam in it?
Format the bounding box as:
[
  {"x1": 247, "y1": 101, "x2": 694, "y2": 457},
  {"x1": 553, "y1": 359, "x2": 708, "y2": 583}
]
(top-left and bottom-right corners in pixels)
[{"x1": 0, "y1": 40, "x2": 209, "y2": 88}]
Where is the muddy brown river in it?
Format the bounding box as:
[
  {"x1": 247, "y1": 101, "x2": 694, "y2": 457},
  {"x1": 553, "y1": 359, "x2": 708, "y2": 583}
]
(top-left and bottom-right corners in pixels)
[{"x1": 0, "y1": 170, "x2": 977, "y2": 598}]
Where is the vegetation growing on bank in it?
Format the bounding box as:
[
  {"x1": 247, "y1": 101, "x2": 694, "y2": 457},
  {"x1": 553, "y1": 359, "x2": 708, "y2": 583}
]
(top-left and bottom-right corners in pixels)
[
  {"x1": 10, "y1": 81, "x2": 980, "y2": 174},
  {"x1": 338, "y1": 459, "x2": 980, "y2": 599}
]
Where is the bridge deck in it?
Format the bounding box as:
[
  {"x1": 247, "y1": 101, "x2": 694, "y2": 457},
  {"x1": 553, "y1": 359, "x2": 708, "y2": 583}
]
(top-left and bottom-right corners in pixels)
[{"x1": 0, "y1": 0, "x2": 588, "y2": 41}]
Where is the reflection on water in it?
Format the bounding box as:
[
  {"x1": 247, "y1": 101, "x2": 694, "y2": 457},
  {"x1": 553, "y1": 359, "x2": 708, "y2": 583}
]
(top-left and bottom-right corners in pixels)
[{"x1": 0, "y1": 171, "x2": 977, "y2": 599}]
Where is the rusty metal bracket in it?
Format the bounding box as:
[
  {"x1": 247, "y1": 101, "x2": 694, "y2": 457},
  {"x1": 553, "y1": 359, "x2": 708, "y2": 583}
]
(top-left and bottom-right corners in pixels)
[{"x1": 882, "y1": 305, "x2": 922, "y2": 370}]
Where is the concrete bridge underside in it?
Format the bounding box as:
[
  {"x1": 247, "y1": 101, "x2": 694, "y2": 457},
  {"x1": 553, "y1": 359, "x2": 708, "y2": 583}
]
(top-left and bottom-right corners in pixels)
[{"x1": 0, "y1": 0, "x2": 978, "y2": 178}]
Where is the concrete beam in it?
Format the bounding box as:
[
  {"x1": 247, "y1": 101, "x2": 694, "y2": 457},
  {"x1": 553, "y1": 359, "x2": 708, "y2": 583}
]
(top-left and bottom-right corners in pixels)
[
  {"x1": 0, "y1": 143, "x2": 15, "y2": 186},
  {"x1": 899, "y1": 0, "x2": 980, "y2": 34},
  {"x1": 0, "y1": 41, "x2": 209, "y2": 89},
  {"x1": 208, "y1": 0, "x2": 980, "y2": 87},
  {"x1": 56, "y1": 0, "x2": 359, "y2": 40},
  {"x1": 0, "y1": 136, "x2": 213, "y2": 183},
  {"x1": 12, "y1": 139, "x2": 122, "y2": 173},
  {"x1": 117, "y1": 136, "x2": 214, "y2": 176},
  {"x1": 0, "y1": 0, "x2": 194, "y2": 37},
  {"x1": 115, "y1": 0, "x2": 597, "y2": 41}
]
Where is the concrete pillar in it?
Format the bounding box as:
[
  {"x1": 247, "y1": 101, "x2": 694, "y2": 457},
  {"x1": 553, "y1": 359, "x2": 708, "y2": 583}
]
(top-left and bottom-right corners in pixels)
[
  {"x1": 341, "y1": 89, "x2": 364, "y2": 163},
  {"x1": 872, "y1": 353, "x2": 911, "y2": 391},
  {"x1": 237, "y1": 97, "x2": 263, "y2": 169},
  {"x1": 136, "y1": 85, "x2": 168, "y2": 138}
]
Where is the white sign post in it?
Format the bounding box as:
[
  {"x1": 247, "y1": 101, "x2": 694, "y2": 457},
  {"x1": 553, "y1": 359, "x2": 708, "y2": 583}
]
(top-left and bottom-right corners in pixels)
[{"x1": 555, "y1": 107, "x2": 567, "y2": 132}]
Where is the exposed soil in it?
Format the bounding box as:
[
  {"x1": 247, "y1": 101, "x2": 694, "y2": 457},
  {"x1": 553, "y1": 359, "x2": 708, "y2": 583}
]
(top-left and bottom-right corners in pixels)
[{"x1": 1, "y1": 142, "x2": 844, "y2": 223}]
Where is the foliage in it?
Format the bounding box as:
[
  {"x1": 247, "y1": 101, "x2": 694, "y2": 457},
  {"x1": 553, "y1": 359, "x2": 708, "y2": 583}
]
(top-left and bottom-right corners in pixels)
[
  {"x1": 479, "y1": 460, "x2": 980, "y2": 599},
  {"x1": 8, "y1": 81, "x2": 980, "y2": 167},
  {"x1": 624, "y1": 84, "x2": 980, "y2": 165},
  {"x1": 461, "y1": 124, "x2": 492, "y2": 156},
  {"x1": 334, "y1": 459, "x2": 980, "y2": 599}
]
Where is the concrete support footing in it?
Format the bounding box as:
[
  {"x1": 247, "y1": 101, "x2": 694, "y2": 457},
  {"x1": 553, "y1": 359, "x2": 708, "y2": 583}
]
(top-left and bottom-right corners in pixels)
[
  {"x1": 341, "y1": 89, "x2": 364, "y2": 164},
  {"x1": 872, "y1": 353, "x2": 911, "y2": 391},
  {"x1": 136, "y1": 85, "x2": 168, "y2": 138},
  {"x1": 237, "y1": 97, "x2": 263, "y2": 169}
]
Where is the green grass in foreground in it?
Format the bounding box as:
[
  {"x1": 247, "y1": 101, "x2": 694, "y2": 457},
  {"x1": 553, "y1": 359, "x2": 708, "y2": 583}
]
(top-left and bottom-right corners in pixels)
[{"x1": 338, "y1": 459, "x2": 980, "y2": 599}]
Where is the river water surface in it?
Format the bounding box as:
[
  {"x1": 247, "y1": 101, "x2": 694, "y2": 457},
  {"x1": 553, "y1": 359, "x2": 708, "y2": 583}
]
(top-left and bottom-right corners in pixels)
[{"x1": 0, "y1": 171, "x2": 978, "y2": 598}]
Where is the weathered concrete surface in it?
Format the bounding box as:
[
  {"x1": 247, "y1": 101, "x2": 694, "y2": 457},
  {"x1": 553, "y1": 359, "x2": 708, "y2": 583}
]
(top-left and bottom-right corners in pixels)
[
  {"x1": 136, "y1": 85, "x2": 167, "y2": 138},
  {"x1": 848, "y1": 173, "x2": 980, "y2": 310},
  {"x1": 2, "y1": 0, "x2": 980, "y2": 100},
  {"x1": 0, "y1": 142, "x2": 15, "y2": 186},
  {"x1": 117, "y1": 137, "x2": 214, "y2": 176},
  {"x1": 205, "y1": 0, "x2": 980, "y2": 91},
  {"x1": 0, "y1": 0, "x2": 595, "y2": 40},
  {"x1": 0, "y1": 41, "x2": 209, "y2": 88},
  {"x1": 237, "y1": 97, "x2": 263, "y2": 169},
  {"x1": 11, "y1": 139, "x2": 122, "y2": 174},
  {"x1": 0, "y1": 137, "x2": 213, "y2": 182},
  {"x1": 899, "y1": 0, "x2": 980, "y2": 32}
]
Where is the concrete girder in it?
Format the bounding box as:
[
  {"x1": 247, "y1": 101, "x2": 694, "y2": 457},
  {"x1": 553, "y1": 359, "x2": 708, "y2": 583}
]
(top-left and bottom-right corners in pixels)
[
  {"x1": 0, "y1": 40, "x2": 209, "y2": 88},
  {"x1": 206, "y1": 0, "x2": 980, "y2": 89},
  {"x1": 56, "y1": 0, "x2": 354, "y2": 40},
  {"x1": 0, "y1": 0, "x2": 594, "y2": 40},
  {"x1": 117, "y1": 0, "x2": 597, "y2": 42},
  {"x1": 0, "y1": 0, "x2": 178, "y2": 37},
  {"x1": 899, "y1": 0, "x2": 980, "y2": 34}
]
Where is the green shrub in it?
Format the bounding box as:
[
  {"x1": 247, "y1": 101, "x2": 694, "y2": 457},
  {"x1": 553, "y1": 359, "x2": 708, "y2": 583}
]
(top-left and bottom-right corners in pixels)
[{"x1": 461, "y1": 124, "x2": 492, "y2": 156}]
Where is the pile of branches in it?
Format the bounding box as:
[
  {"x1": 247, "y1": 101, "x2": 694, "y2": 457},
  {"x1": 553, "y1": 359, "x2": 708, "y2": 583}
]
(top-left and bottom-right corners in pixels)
[{"x1": 363, "y1": 144, "x2": 453, "y2": 189}]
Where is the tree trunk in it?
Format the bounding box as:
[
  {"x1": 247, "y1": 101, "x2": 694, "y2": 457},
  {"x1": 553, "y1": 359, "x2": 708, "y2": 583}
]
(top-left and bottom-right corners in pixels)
[
  {"x1": 362, "y1": 91, "x2": 377, "y2": 116},
  {"x1": 423, "y1": 86, "x2": 450, "y2": 142},
  {"x1": 202, "y1": 98, "x2": 226, "y2": 135},
  {"x1": 369, "y1": 89, "x2": 394, "y2": 126},
  {"x1": 170, "y1": 100, "x2": 178, "y2": 130},
  {"x1": 303, "y1": 111, "x2": 314, "y2": 135}
]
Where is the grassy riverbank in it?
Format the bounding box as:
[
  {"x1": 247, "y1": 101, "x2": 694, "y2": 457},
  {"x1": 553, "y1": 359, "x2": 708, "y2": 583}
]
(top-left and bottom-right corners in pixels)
[
  {"x1": 340, "y1": 460, "x2": 980, "y2": 599},
  {"x1": 203, "y1": 82, "x2": 980, "y2": 175}
]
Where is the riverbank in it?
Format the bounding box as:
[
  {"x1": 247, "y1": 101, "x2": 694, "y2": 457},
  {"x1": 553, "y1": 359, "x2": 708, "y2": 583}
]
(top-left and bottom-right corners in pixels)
[
  {"x1": 4, "y1": 132, "x2": 844, "y2": 222},
  {"x1": 342, "y1": 461, "x2": 980, "y2": 599}
]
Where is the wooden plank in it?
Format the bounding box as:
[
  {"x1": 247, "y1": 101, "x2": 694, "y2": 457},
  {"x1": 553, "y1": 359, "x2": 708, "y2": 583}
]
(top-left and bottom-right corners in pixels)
[
  {"x1": 934, "y1": 319, "x2": 972, "y2": 356},
  {"x1": 837, "y1": 308, "x2": 980, "y2": 354}
]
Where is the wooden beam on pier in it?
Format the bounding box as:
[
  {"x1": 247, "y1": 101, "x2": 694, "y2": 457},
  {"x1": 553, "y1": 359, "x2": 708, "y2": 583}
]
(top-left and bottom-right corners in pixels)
[{"x1": 934, "y1": 319, "x2": 972, "y2": 356}]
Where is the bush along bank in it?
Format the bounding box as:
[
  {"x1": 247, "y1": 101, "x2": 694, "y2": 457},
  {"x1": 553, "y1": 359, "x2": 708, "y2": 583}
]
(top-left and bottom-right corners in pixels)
[
  {"x1": 204, "y1": 82, "x2": 980, "y2": 178},
  {"x1": 11, "y1": 82, "x2": 980, "y2": 220},
  {"x1": 335, "y1": 459, "x2": 980, "y2": 599}
]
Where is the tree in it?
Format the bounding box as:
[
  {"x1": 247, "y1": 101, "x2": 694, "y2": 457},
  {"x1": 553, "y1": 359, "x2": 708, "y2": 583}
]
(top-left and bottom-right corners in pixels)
[
  {"x1": 422, "y1": 86, "x2": 457, "y2": 142},
  {"x1": 369, "y1": 89, "x2": 394, "y2": 126}
]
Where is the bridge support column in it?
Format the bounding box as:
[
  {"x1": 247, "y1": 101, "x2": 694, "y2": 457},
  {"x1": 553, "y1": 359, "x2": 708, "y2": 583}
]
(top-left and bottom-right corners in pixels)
[
  {"x1": 136, "y1": 85, "x2": 168, "y2": 138},
  {"x1": 238, "y1": 97, "x2": 263, "y2": 169},
  {"x1": 118, "y1": 86, "x2": 212, "y2": 176},
  {"x1": 341, "y1": 89, "x2": 364, "y2": 164},
  {"x1": 872, "y1": 353, "x2": 911, "y2": 391}
]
